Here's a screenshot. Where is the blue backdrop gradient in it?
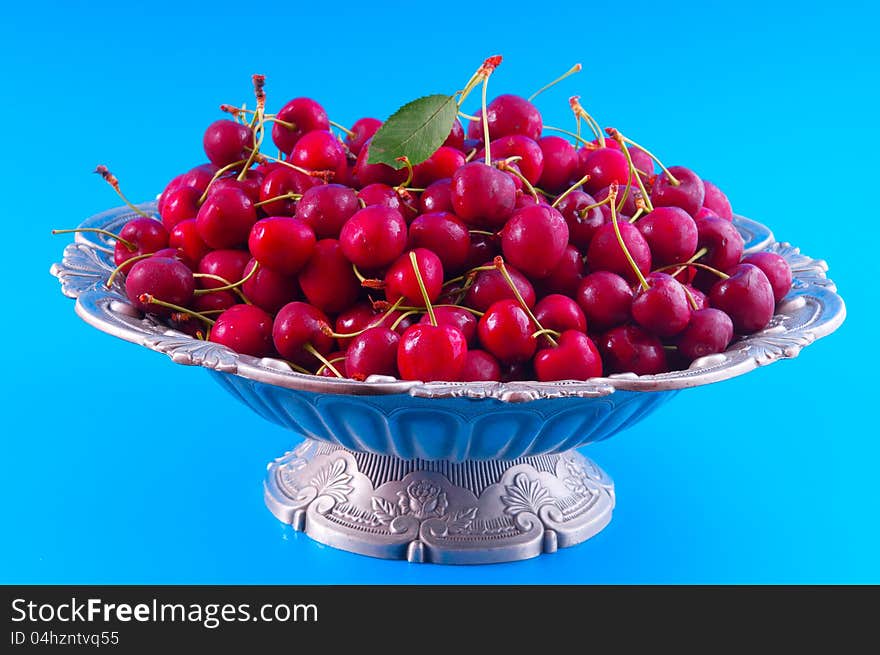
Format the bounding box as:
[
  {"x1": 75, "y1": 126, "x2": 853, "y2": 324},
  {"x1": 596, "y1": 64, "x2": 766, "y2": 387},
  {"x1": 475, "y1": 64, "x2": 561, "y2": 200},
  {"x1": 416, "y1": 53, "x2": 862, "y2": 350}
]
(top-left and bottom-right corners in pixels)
[{"x1": 1, "y1": 0, "x2": 876, "y2": 583}]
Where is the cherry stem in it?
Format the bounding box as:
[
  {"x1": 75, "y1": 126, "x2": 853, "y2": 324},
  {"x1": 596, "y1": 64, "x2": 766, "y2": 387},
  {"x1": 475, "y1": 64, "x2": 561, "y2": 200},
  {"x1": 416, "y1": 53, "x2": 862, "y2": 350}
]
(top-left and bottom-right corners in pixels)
[
  {"x1": 655, "y1": 260, "x2": 729, "y2": 280},
  {"x1": 237, "y1": 106, "x2": 264, "y2": 182},
  {"x1": 551, "y1": 174, "x2": 591, "y2": 208},
  {"x1": 493, "y1": 256, "x2": 557, "y2": 347},
  {"x1": 576, "y1": 194, "x2": 614, "y2": 218},
  {"x1": 681, "y1": 285, "x2": 700, "y2": 312},
  {"x1": 252, "y1": 151, "x2": 333, "y2": 180},
  {"x1": 351, "y1": 263, "x2": 368, "y2": 283},
  {"x1": 528, "y1": 63, "x2": 582, "y2": 102},
  {"x1": 628, "y1": 207, "x2": 645, "y2": 223},
  {"x1": 458, "y1": 111, "x2": 480, "y2": 121},
  {"x1": 391, "y1": 309, "x2": 422, "y2": 331},
  {"x1": 468, "y1": 229, "x2": 495, "y2": 237},
  {"x1": 285, "y1": 360, "x2": 313, "y2": 375},
  {"x1": 399, "y1": 303, "x2": 485, "y2": 317},
  {"x1": 328, "y1": 119, "x2": 355, "y2": 137},
  {"x1": 607, "y1": 128, "x2": 654, "y2": 211},
  {"x1": 569, "y1": 97, "x2": 603, "y2": 146},
  {"x1": 51, "y1": 227, "x2": 136, "y2": 251},
  {"x1": 303, "y1": 343, "x2": 343, "y2": 379},
  {"x1": 395, "y1": 156, "x2": 414, "y2": 189},
  {"x1": 321, "y1": 298, "x2": 406, "y2": 339},
  {"x1": 138, "y1": 294, "x2": 216, "y2": 325},
  {"x1": 93, "y1": 166, "x2": 153, "y2": 218},
  {"x1": 409, "y1": 251, "x2": 436, "y2": 326},
  {"x1": 542, "y1": 125, "x2": 592, "y2": 147},
  {"x1": 667, "y1": 246, "x2": 709, "y2": 279},
  {"x1": 315, "y1": 355, "x2": 347, "y2": 377},
  {"x1": 190, "y1": 273, "x2": 250, "y2": 303},
  {"x1": 457, "y1": 55, "x2": 502, "y2": 109},
  {"x1": 193, "y1": 262, "x2": 258, "y2": 295},
  {"x1": 608, "y1": 183, "x2": 650, "y2": 292},
  {"x1": 498, "y1": 159, "x2": 539, "y2": 203},
  {"x1": 482, "y1": 74, "x2": 492, "y2": 164},
  {"x1": 608, "y1": 129, "x2": 679, "y2": 186},
  {"x1": 198, "y1": 159, "x2": 249, "y2": 205},
  {"x1": 253, "y1": 191, "x2": 301, "y2": 207},
  {"x1": 105, "y1": 252, "x2": 153, "y2": 288},
  {"x1": 531, "y1": 327, "x2": 562, "y2": 339},
  {"x1": 464, "y1": 148, "x2": 478, "y2": 163}
]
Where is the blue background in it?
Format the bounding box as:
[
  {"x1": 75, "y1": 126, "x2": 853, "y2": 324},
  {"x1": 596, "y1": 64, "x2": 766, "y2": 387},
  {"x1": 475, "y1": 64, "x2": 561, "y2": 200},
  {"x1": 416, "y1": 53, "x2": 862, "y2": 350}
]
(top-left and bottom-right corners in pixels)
[{"x1": 2, "y1": 0, "x2": 876, "y2": 583}]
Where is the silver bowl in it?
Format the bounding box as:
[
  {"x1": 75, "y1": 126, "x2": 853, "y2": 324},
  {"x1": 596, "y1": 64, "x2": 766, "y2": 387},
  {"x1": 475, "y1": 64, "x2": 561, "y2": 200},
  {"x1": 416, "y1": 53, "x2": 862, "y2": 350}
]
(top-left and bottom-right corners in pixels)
[{"x1": 51, "y1": 202, "x2": 845, "y2": 564}]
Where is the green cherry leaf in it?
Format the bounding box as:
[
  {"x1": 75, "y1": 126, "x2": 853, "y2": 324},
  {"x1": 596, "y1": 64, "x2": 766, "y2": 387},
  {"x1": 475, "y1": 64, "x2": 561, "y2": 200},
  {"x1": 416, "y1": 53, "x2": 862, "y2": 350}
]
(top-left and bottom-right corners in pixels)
[{"x1": 366, "y1": 94, "x2": 457, "y2": 169}]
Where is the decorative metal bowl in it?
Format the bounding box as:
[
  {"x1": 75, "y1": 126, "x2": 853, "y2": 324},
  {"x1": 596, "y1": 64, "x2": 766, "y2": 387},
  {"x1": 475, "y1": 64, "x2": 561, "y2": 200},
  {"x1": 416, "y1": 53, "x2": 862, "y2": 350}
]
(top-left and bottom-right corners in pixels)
[{"x1": 51, "y1": 202, "x2": 845, "y2": 564}]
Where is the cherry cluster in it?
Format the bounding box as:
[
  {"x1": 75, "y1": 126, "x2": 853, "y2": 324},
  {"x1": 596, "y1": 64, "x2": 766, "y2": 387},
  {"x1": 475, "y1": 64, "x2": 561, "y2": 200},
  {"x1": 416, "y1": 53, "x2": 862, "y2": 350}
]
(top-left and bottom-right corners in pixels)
[{"x1": 69, "y1": 65, "x2": 792, "y2": 383}]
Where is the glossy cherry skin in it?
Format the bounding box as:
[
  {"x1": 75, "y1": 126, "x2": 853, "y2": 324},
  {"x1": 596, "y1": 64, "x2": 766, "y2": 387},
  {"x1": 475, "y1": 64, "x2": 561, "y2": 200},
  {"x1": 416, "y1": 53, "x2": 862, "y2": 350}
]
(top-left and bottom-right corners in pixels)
[
  {"x1": 477, "y1": 299, "x2": 537, "y2": 363},
  {"x1": 701, "y1": 180, "x2": 734, "y2": 220},
  {"x1": 631, "y1": 272, "x2": 692, "y2": 338},
  {"x1": 192, "y1": 288, "x2": 237, "y2": 314},
  {"x1": 419, "y1": 306, "x2": 478, "y2": 346},
  {"x1": 408, "y1": 211, "x2": 470, "y2": 273},
  {"x1": 582, "y1": 148, "x2": 630, "y2": 194},
  {"x1": 501, "y1": 205, "x2": 569, "y2": 278},
  {"x1": 258, "y1": 167, "x2": 300, "y2": 216},
  {"x1": 272, "y1": 301, "x2": 335, "y2": 367},
  {"x1": 534, "y1": 330, "x2": 602, "y2": 381},
  {"x1": 464, "y1": 265, "x2": 536, "y2": 312},
  {"x1": 197, "y1": 249, "x2": 250, "y2": 290},
  {"x1": 443, "y1": 120, "x2": 465, "y2": 150},
  {"x1": 295, "y1": 184, "x2": 360, "y2": 239},
  {"x1": 709, "y1": 263, "x2": 775, "y2": 334},
  {"x1": 593, "y1": 184, "x2": 640, "y2": 222},
  {"x1": 384, "y1": 249, "x2": 444, "y2": 307},
  {"x1": 242, "y1": 259, "x2": 300, "y2": 315},
  {"x1": 637, "y1": 207, "x2": 699, "y2": 266},
  {"x1": 272, "y1": 97, "x2": 330, "y2": 155},
  {"x1": 481, "y1": 135, "x2": 544, "y2": 185},
  {"x1": 298, "y1": 239, "x2": 361, "y2": 314},
  {"x1": 693, "y1": 216, "x2": 745, "y2": 289},
  {"x1": 397, "y1": 324, "x2": 468, "y2": 382},
  {"x1": 195, "y1": 187, "x2": 257, "y2": 249},
  {"x1": 676, "y1": 308, "x2": 734, "y2": 362},
  {"x1": 484, "y1": 94, "x2": 543, "y2": 141},
  {"x1": 451, "y1": 162, "x2": 516, "y2": 227},
  {"x1": 248, "y1": 217, "x2": 316, "y2": 276},
  {"x1": 289, "y1": 130, "x2": 346, "y2": 178},
  {"x1": 208, "y1": 170, "x2": 263, "y2": 204},
  {"x1": 173, "y1": 164, "x2": 217, "y2": 198},
  {"x1": 419, "y1": 179, "x2": 454, "y2": 214},
  {"x1": 536, "y1": 244, "x2": 586, "y2": 297},
  {"x1": 113, "y1": 217, "x2": 169, "y2": 271},
  {"x1": 459, "y1": 349, "x2": 502, "y2": 381},
  {"x1": 346, "y1": 327, "x2": 400, "y2": 380},
  {"x1": 203, "y1": 119, "x2": 252, "y2": 167},
  {"x1": 651, "y1": 166, "x2": 705, "y2": 216},
  {"x1": 534, "y1": 294, "x2": 587, "y2": 334},
  {"x1": 742, "y1": 252, "x2": 792, "y2": 303},
  {"x1": 554, "y1": 190, "x2": 605, "y2": 251},
  {"x1": 354, "y1": 139, "x2": 407, "y2": 187},
  {"x1": 462, "y1": 233, "x2": 500, "y2": 272},
  {"x1": 317, "y1": 352, "x2": 347, "y2": 378},
  {"x1": 575, "y1": 271, "x2": 633, "y2": 332},
  {"x1": 585, "y1": 220, "x2": 652, "y2": 284},
  {"x1": 125, "y1": 257, "x2": 195, "y2": 315},
  {"x1": 537, "y1": 136, "x2": 580, "y2": 194},
  {"x1": 339, "y1": 205, "x2": 407, "y2": 269},
  {"x1": 599, "y1": 324, "x2": 668, "y2": 375},
  {"x1": 160, "y1": 186, "x2": 201, "y2": 231},
  {"x1": 411, "y1": 147, "x2": 466, "y2": 188},
  {"x1": 345, "y1": 117, "x2": 382, "y2": 156},
  {"x1": 209, "y1": 304, "x2": 274, "y2": 358},
  {"x1": 168, "y1": 219, "x2": 210, "y2": 269}
]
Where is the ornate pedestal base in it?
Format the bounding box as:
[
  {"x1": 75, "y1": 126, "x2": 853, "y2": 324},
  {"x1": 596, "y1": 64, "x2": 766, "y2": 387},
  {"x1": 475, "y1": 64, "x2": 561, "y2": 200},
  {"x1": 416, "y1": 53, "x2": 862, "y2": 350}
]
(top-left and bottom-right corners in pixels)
[{"x1": 264, "y1": 439, "x2": 615, "y2": 564}]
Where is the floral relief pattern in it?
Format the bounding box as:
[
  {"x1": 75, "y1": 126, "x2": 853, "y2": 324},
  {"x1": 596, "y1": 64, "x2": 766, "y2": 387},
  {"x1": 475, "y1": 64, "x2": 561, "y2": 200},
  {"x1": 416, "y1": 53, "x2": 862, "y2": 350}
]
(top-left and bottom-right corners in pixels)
[
  {"x1": 371, "y1": 481, "x2": 452, "y2": 525},
  {"x1": 500, "y1": 474, "x2": 554, "y2": 516},
  {"x1": 563, "y1": 458, "x2": 596, "y2": 496},
  {"x1": 310, "y1": 459, "x2": 354, "y2": 503}
]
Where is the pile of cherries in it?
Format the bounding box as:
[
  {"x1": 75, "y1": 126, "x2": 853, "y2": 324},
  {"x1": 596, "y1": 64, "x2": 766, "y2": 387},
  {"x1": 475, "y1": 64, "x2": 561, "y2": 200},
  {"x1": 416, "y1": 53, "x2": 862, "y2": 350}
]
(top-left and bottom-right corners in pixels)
[{"x1": 72, "y1": 70, "x2": 793, "y2": 384}]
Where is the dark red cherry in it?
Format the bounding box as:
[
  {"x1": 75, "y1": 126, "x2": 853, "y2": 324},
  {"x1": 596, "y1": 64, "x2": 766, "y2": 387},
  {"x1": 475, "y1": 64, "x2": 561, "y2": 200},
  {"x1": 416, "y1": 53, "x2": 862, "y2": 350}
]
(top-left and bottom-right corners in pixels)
[
  {"x1": 483, "y1": 135, "x2": 544, "y2": 185},
  {"x1": 271, "y1": 301, "x2": 335, "y2": 366},
  {"x1": 411, "y1": 147, "x2": 466, "y2": 188},
  {"x1": 384, "y1": 249, "x2": 444, "y2": 307},
  {"x1": 419, "y1": 306, "x2": 478, "y2": 346},
  {"x1": 208, "y1": 170, "x2": 263, "y2": 204},
  {"x1": 339, "y1": 205, "x2": 407, "y2": 269},
  {"x1": 451, "y1": 162, "x2": 516, "y2": 227},
  {"x1": 295, "y1": 184, "x2": 360, "y2": 239},
  {"x1": 203, "y1": 119, "x2": 252, "y2": 167},
  {"x1": 345, "y1": 117, "x2": 382, "y2": 156},
  {"x1": 582, "y1": 148, "x2": 629, "y2": 193},
  {"x1": 484, "y1": 94, "x2": 543, "y2": 141},
  {"x1": 354, "y1": 139, "x2": 407, "y2": 187},
  {"x1": 346, "y1": 327, "x2": 400, "y2": 380},
  {"x1": 197, "y1": 249, "x2": 250, "y2": 290},
  {"x1": 694, "y1": 216, "x2": 745, "y2": 289},
  {"x1": 396, "y1": 324, "x2": 467, "y2": 381},
  {"x1": 534, "y1": 330, "x2": 602, "y2": 381},
  {"x1": 195, "y1": 187, "x2": 257, "y2": 249},
  {"x1": 289, "y1": 130, "x2": 346, "y2": 178},
  {"x1": 248, "y1": 217, "x2": 315, "y2": 276},
  {"x1": 709, "y1": 263, "x2": 775, "y2": 334},
  {"x1": 575, "y1": 271, "x2": 633, "y2": 332},
  {"x1": 258, "y1": 167, "x2": 300, "y2": 216},
  {"x1": 443, "y1": 120, "x2": 465, "y2": 150},
  {"x1": 534, "y1": 294, "x2": 587, "y2": 335},
  {"x1": 298, "y1": 239, "x2": 361, "y2": 314},
  {"x1": 272, "y1": 98, "x2": 330, "y2": 155},
  {"x1": 113, "y1": 217, "x2": 169, "y2": 272},
  {"x1": 741, "y1": 252, "x2": 792, "y2": 303},
  {"x1": 179, "y1": 163, "x2": 218, "y2": 194},
  {"x1": 701, "y1": 180, "x2": 734, "y2": 220},
  {"x1": 160, "y1": 186, "x2": 201, "y2": 231},
  {"x1": 407, "y1": 211, "x2": 470, "y2": 274},
  {"x1": 651, "y1": 166, "x2": 705, "y2": 216},
  {"x1": 535, "y1": 244, "x2": 586, "y2": 297},
  {"x1": 168, "y1": 219, "x2": 210, "y2": 269},
  {"x1": 477, "y1": 299, "x2": 536, "y2": 363},
  {"x1": 193, "y1": 288, "x2": 237, "y2": 314},
  {"x1": 463, "y1": 233, "x2": 500, "y2": 271},
  {"x1": 209, "y1": 304, "x2": 274, "y2": 358},
  {"x1": 537, "y1": 136, "x2": 580, "y2": 194},
  {"x1": 242, "y1": 259, "x2": 300, "y2": 315},
  {"x1": 501, "y1": 205, "x2": 569, "y2": 278},
  {"x1": 554, "y1": 190, "x2": 605, "y2": 251},
  {"x1": 676, "y1": 308, "x2": 734, "y2": 362},
  {"x1": 593, "y1": 184, "x2": 640, "y2": 222},
  {"x1": 585, "y1": 220, "x2": 652, "y2": 284},
  {"x1": 419, "y1": 179, "x2": 454, "y2": 214},
  {"x1": 636, "y1": 207, "x2": 699, "y2": 266},
  {"x1": 631, "y1": 272, "x2": 692, "y2": 338},
  {"x1": 459, "y1": 349, "x2": 502, "y2": 381},
  {"x1": 125, "y1": 257, "x2": 194, "y2": 315},
  {"x1": 464, "y1": 265, "x2": 535, "y2": 313},
  {"x1": 599, "y1": 324, "x2": 668, "y2": 375}
]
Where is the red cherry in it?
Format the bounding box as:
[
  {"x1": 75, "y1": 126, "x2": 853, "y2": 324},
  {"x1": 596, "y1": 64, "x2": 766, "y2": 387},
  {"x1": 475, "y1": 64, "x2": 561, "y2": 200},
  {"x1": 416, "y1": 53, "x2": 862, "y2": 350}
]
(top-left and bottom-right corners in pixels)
[
  {"x1": 676, "y1": 308, "x2": 734, "y2": 361},
  {"x1": 258, "y1": 167, "x2": 300, "y2": 216},
  {"x1": 483, "y1": 94, "x2": 543, "y2": 141},
  {"x1": 582, "y1": 148, "x2": 629, "y2": 193},
  {"x1": 209, "y1": 304, "x2": 274, "y2": 358},
  {"x1": 346, "y1": 327, "x2": 401, "y2": 380},
  {"x1": 693, "y1": 216, "x2": 745, "y2": 289},
  {"x1": 295, "y1": 184, "x2": 360, "y2": 239},
  {"x1": 168, "y1": 219, "x2": 210, "y2": 269},
  {"x1": 209, "y1": 170, "x2": 263, "y2": 204},
  {"x1": 178, "y1": 163, "x2": 218, "y2": 194},
  {"x1": 741, "y1": 252, "x2": 792, "y2": 303},
  {"x1": 459, "y1": 350, "x2": 502, "y2": 381},
  {"x1": 339, "y1": 205, "x2": 408, "y2": 269},
  {"x1": 534, "y1": 294, "x2": 587, "y2": 335},
  {"x1": 298, "y1": 239, "x2": 361, "y2": 314},
  {"x1": 534, "y1": 330, "x2": 602, "y2": 381},
  {"x1": 125, "y1": 257, "x2": 194, "y2": 315},
  {"x1": 651, "y1": 166, "x2": 705, "y2": 216},
  {"x1": 197, "y1": 249, "x2": 250, "y2": 290},
  {"x1": 636, "y1": 207, "x2": 699, "y2": 267},
  {"x1": 535, "y1": 244, "x2": 586, "y2": 297},
  {"x1": 419, "y1": 306, "x2": 478, "y2": 346},
  {"x1": 575, "y1": 271, "x2": 633, "y2": 332},
  {"x1": 289, "y1": 130, "x2": 346, "y2": 178},
  {"x1": 443, "y1": 120, "x2": 465, "y2": 150},
  {"x1": 242, "y1": 259, "x2": 300, "y2": 315},
  {"x1": 408, "y1": 211, "x2": 470, "y2": 274},
  {"x1": 501, "y1": 204, "x2": 569, "y2": 278},
  {"x1": 354, "y1": 139, "x2": 407, "y2": 187},
  {"x1": 203, "y1": 119, "x2": 252, "y2": 167},
  {"x1": 272, "y1": 301, "x2": 335, "y2": 367},
  {"x1": 248, "y1": 217, "x2": 316, "y2": 276},
  {"x1": 701, "y1": 180, "x2": 734, "y2": 220},
  {"x1": 554, "y1": 190, "x2": 605, "y2": 251},
  {"x1": 160, "y1": 186, "x2": 201, "y2": 231},
  {"x1": 384, "y1": 249, "x2": 444, "y2": 307},
  {"x1": 451, "y1": 162, "x2": 516, "y2": 227},
  {"x1": 464, "y1": 264, "x2": 535, "y2": 313},
  {"x1": 419, "y1": 179, "x2": 454, "y2": 214},
  {"x1": 477, "y1": 299, "x2": 536, "y2": 363},
  {"x1": 599, "y1": 324, "x2": 668, "y2": 375},
  {"x1": 586, "y1": 221, "x2": 652, "y2": 284},
  {"x1": 397, "y1": 324, "x2": 468, "y2": 382},
  {"x1": 411, "y1": 146, "x2": 466, "y2": 188},
  {"x1": 272, "y1": 98, "x2": 330, "y2": 155},
  {"x1": 193, "y1": 288, "x2": 237, "y2": 314},
  {"x1": 709, "y1": 263, "x2": 775, "y2": 334},
  {"x1": 345, "y1": 117, "x2": 382, "y2": 156},
  {"x1": 537, "y1": 136, "x2": 580, "y2": 194},
  {"x1": 195, "y1": 187, "x2": 257, "y2": 249},
  {"x1": 482, "y1": 135, "x2": 544, "y2": 184},
  {"x1": 631, "y1": 272, "x2": 692, "y2": 338},
  {"x1": 113, "y1": 217, "x2": 169, "y2": 272}
]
